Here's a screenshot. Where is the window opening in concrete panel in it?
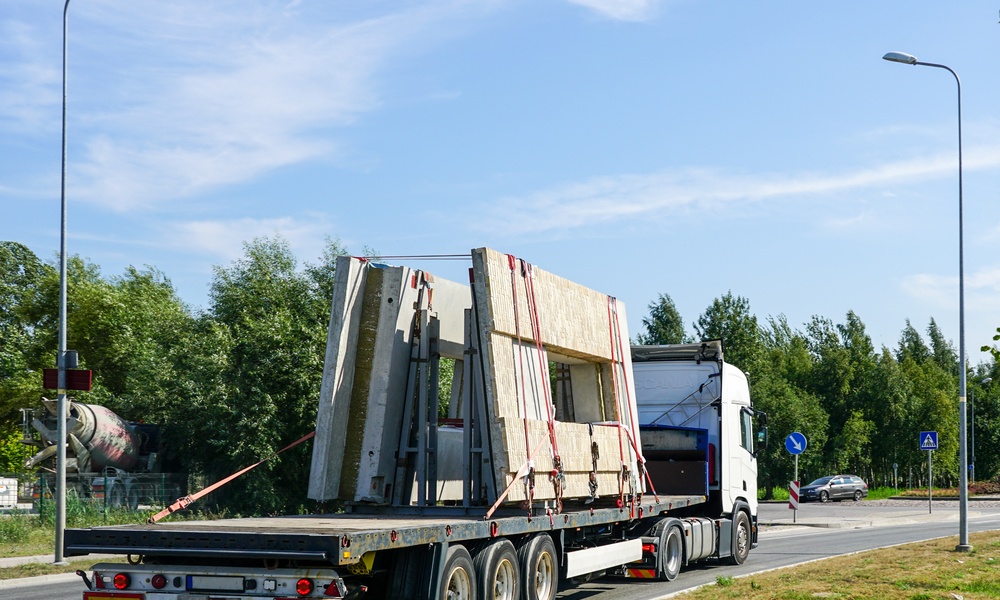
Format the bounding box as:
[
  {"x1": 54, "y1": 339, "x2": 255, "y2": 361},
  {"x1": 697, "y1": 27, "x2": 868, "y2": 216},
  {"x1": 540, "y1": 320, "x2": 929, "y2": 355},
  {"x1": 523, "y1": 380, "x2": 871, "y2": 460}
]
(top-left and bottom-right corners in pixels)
[{"x1": 550, "y1": 354, "x2": 609, "y2": 425}]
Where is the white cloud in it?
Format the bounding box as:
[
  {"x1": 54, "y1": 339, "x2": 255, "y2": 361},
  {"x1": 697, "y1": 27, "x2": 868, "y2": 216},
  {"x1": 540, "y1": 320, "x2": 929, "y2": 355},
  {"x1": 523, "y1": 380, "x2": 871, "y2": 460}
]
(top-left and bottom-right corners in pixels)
[
  {"x1": 901, "y1": 266, "x2": 1000, "y2": 310},
  {"x1": 901, "y1": 273, "x2": 954, "y2": 310},
  {"x1": 565, "y1": 0, "x2": 664, "y2": 22},
  {"x1": 57, "y1": 1, "x2": 477, "y2": 211},
  {"x1": 168, "y1": 215, "x2": 333, "y2": 263},
  {"x1": 478, "y1": 144, "x2": 1000, "y2": 236},
  {"x1": 823, "y1": 210, "x2": 875, "y2": 232},
  {"x1": 0, "y1": 18, "x2": 60, "y2": 134}
]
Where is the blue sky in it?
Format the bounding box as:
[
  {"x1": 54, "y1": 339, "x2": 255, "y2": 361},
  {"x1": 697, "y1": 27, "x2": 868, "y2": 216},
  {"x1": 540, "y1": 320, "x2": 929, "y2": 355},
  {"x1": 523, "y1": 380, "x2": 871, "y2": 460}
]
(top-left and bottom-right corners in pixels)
[{"x1": 4, "y1": 1, "x2": 1000, "y2": 365}]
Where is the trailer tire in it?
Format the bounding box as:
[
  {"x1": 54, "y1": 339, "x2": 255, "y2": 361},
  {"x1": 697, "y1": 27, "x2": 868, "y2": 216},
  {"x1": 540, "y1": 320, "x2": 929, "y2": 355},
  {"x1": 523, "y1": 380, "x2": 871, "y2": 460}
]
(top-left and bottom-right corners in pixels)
[
  {"x1": 107, "y1": 481, "x2": 125, "y2": 508},
  {"x1": 473, "y1": 538, "x2": 519, "y2": 600},
  {"x1": 517, "y1": 534, "x2": 557, "y2": 600},
  {"x1": 659, "y1": 524, "x2": 683, "y2": 581},
  {"x1": 441, "y1": 544, "x2": 477, "y2": 600},
  {"x1": 125, "y1": 480, "x2": 140, "y2": 511},
  {"x1": 725, "y1": 510, "x2": 751, "y2": 565}
]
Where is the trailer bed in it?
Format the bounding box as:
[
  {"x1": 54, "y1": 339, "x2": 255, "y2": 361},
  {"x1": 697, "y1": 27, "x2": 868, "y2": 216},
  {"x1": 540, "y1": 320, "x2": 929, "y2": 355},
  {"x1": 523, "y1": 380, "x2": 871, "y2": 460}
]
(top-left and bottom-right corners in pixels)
[{"x1": 65, "y1": 494, "x2": 705, "y2": 566}]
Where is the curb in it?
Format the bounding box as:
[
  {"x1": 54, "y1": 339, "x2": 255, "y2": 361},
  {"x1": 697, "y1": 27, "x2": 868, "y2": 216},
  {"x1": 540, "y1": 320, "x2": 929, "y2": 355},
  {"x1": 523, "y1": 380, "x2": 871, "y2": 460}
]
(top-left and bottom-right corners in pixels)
[{"x1": 0, "y1": 571, "x2": 79, "y2": 590}]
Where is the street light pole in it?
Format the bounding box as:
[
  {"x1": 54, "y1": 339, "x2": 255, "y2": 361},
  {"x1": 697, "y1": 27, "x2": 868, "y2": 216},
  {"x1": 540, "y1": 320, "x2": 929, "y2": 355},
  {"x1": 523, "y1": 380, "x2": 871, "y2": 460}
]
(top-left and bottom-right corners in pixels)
[
  {"x1": 882, "y1": 51, "x2": 971, "y2": 552},
  {"x1": 55, "y1": 0, "x2": 73, "y2": 566},
  {"x1": 972, "y1": 377, "x2": 993, "y2": 485}
]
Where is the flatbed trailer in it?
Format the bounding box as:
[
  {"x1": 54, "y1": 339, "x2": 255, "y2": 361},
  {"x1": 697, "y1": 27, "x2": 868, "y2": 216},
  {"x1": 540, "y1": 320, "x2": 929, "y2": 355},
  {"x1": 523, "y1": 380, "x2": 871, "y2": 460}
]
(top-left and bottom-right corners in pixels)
[
  {"x1": 65, "y1": 495, "x2": 706, "y2": 566},
  {"x1": 66, "y1": 491, "x2": 755, "y2": 600}
]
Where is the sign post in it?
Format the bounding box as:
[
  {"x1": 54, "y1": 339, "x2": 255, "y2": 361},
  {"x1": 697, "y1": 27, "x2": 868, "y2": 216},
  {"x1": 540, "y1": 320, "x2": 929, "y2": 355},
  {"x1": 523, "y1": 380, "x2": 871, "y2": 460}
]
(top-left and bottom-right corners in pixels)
[
  {"x1": 785, "y1": 432, "x2": 807, "y2": 524},
  {"x1": 920, "y1": 431, "x2": 938, "y2": 514}
]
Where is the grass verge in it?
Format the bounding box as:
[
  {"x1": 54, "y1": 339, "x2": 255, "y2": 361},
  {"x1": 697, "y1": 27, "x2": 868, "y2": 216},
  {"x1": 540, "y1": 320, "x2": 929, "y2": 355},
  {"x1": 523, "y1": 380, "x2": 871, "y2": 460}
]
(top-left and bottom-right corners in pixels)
[
  {"x1": 682, "y1": 530, "x2": 1000, "y2": 599},
  {"x1": 0, "y1": 556, "x2": 126, "y2": 581}
]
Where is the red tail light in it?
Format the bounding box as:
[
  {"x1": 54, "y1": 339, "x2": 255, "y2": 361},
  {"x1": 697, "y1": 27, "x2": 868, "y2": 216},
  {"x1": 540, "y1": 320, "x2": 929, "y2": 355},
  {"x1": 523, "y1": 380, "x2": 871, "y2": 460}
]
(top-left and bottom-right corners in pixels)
[
  {"x1": 113, "y1": 572, "x2": 131, "y2": 590},
  {"x1": 296, "y1": 578, "x2": 313, "y2": 595},
  {"x1": 151, "y1": 573, "x2": 167, "y2": 589},
  {"x1": 641, "y1": 543, "x2": 656, "y2": 554}
]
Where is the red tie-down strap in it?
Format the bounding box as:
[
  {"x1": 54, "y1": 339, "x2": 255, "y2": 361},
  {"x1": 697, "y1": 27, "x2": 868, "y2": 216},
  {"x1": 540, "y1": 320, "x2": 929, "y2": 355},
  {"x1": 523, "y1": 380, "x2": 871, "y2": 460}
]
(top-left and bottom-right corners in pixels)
[{"x1": 148, "y1": 431, "x2": 316, "y2": 523}]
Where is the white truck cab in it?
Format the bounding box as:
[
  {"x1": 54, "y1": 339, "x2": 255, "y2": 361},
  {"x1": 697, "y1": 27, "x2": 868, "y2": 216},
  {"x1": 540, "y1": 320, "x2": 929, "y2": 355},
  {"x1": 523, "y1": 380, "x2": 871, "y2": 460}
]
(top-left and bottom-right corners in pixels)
[{"x1": 631, "y1": 340, "x2": 767, "y2": 535}]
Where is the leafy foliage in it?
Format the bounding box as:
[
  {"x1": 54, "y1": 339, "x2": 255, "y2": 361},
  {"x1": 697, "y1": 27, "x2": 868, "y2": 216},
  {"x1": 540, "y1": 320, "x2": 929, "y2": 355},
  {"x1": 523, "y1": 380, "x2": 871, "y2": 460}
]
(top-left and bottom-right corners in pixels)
[
  {"x1": 177, "y1": 236, "x2": 344, "y2": 514},
  {"x1": 0, "y1": 426, "x2": 33, "y2": 474},
  {"x1": 648, "y1": 289, "x2": 996, "y2": 489},
  {"x1": 636, "y1": 293, "x2": 686, "y2": 345},
  {"x1": 5, "y1": 235, "x2": 1000, "y2": 517}
]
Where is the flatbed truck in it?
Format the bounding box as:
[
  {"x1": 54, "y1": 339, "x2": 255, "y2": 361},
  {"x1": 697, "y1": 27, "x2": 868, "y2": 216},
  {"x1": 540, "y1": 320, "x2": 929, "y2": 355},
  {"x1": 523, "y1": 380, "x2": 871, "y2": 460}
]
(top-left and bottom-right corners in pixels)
[{"x1": 65, "y1": 254, "x2": 767, "y2": 600}]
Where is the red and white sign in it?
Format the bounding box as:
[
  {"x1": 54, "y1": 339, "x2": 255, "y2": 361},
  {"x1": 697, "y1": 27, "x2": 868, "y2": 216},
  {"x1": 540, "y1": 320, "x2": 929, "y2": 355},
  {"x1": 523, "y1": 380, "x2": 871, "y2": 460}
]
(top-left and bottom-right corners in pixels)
[{"x1": 789, "y1": 480, "x2": 800, "y2": 510}]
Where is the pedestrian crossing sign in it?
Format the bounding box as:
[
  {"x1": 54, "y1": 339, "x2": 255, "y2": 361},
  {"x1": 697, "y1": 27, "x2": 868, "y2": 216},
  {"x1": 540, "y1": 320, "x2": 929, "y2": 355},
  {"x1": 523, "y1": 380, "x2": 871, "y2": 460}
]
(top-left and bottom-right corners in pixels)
[{"x1": 920, "y1": 431, "x2": 938, "y2": 450}]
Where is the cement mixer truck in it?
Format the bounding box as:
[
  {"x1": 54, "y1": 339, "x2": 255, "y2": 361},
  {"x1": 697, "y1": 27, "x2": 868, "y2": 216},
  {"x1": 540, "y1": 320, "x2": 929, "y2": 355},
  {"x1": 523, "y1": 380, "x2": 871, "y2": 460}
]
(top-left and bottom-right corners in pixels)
[{"x1": 21, "y1": 398, "x2": 183, "y2": 509}]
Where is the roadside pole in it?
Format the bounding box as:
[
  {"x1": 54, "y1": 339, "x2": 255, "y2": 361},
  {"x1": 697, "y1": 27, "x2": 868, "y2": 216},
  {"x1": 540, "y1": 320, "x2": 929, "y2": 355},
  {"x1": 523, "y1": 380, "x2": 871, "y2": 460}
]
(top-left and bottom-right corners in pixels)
[
  {"x1": 790, "y1": 454, "x2": 799, "y2": 524},
  {"x1": 927, "y1": 449, "x2": 932, "y2": 514},
  {"x1": 920, "y1": 431, "x2": 938, "y2": 515}
]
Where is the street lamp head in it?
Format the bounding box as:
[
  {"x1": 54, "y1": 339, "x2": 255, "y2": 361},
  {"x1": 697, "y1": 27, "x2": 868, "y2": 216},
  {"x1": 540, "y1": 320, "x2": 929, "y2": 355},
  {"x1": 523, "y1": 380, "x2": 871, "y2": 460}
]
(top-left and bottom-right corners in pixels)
[
  {"x1": 883, "y1": 51, "x2": 918, "y2": 65},
  {"x1": 983, "y1": 377, "x2": 993, "y2": 385}
]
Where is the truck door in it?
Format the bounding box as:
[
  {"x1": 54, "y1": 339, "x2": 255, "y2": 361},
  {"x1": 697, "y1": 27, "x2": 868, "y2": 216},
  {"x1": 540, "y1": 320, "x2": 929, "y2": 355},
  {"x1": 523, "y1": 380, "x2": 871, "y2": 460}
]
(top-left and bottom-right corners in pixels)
[{"x1": 732, "y1": 405, "x2": 758, "y2": 502}]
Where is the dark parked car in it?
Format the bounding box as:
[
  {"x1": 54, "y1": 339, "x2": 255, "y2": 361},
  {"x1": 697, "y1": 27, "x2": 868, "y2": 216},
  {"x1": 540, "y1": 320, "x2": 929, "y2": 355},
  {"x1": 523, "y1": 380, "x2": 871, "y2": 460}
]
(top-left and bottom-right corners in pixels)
[{"x1": 800, "y1": 474, "x2": 868, "y2": 502}]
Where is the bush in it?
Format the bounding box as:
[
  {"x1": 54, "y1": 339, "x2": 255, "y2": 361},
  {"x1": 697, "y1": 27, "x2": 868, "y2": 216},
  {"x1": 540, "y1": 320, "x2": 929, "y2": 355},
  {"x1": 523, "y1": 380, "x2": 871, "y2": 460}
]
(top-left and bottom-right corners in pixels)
[{"x1": 0, "y1": 511, "x2": 32, "y2": 544}]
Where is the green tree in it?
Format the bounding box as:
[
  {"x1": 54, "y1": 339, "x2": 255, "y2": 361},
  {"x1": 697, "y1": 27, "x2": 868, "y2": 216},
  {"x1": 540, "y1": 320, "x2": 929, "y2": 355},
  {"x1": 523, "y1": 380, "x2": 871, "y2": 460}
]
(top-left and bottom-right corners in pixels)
[
  {"x1": 832, "y1": 410, "x2": 874, "y2": 475},
  {"x1": 177, "y1": 235, "x2": 344, "y2": 514},
  {"x1": 896, "y1": 320, "x2": 930, "y2": 364},
  {"x1": 693, "y1": 292, "x2": 763, "y2": 374},
  {"x1": 752, "y1": 317, "x2": 828, "y2": 498},
  {"x1": 0, "y1": 426, "x2": 33, "y2": 473},
  {"x1": 927, "y1": 318, "x2": 958, "y2": 376},
  {"x1": 969, "y1": 370, "x2": 1000, "y2": 481},
  {"x1": 636, "y1": 293, "x2": 686, "y2": 345},
  {"x1": 803, "y1": 313, "x2": 879, "y2": 476},
  {"x1": 899, "y1": 355, "x2": 959, "y2": 485},
  {"x1": 865, "y1": 348, "x2": 915, "y2": 487},
  {"x1": 0, "y1": 242, "x2": 51, "y2": 424}
]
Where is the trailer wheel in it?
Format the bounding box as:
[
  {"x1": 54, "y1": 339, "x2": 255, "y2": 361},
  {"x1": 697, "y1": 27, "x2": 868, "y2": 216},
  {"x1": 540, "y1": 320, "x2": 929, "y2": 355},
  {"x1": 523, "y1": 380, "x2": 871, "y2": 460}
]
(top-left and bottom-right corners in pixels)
[
  {"x1": 473, "y1": 538, "x2": 519, "y2": 600},
  {"x1": 125, "y1": 480, "x2": 140, "y2": 511},
  {"x1": 516, "y1": 534, "x2": 556, "y2": 600},
  {"x1": 659, "y1": 525, "x2": 683, "y2": 581},
  {"x1": 107, "y1": 481, "x2": 125, "y2": 508},
  {"x1": 441, "y1": 544, "x2": 477, "y2": 600},
  {"x1": 725, "y1": 510, "x2": 751, "y2": 565}
]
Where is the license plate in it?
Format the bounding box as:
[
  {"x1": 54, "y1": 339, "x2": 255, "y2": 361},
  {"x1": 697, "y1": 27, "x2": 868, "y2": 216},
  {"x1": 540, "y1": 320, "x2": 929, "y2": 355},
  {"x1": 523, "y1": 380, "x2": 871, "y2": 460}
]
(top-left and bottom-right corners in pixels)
[{"x1": 187, "y1": 574, "x2": 245, "y2": 591}]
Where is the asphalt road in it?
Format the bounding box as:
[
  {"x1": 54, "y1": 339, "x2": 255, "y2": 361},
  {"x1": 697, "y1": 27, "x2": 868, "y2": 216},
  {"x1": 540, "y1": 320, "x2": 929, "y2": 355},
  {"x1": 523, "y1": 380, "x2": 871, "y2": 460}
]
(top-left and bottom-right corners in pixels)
[
  {"x1": 553, "y1": 499, "x2": 1000, "y2": 600},
  {"x1": 10, "y1": 500, "x2": 1000, "y2": 600}
]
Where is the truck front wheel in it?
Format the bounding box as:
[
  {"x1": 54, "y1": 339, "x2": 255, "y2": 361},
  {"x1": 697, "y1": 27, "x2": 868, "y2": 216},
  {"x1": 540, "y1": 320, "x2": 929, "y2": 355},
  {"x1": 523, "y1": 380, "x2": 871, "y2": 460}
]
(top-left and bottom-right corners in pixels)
[
  {"x1": 659, "y1": 525, "x2": 683, "y2": 581},
  {"x1": 725, "y1": 511, "x2": 751, "y2": 565},
  {"x1": 517, "y1": 534, "x2": 557, "y2": 600}
]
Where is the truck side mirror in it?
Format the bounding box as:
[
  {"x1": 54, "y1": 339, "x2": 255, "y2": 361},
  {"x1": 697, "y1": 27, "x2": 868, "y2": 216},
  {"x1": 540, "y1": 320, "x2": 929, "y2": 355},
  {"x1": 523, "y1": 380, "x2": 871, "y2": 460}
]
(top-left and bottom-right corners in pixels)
[{"x1": 754, "y1": 427, "x2": 768, "y2": 457}]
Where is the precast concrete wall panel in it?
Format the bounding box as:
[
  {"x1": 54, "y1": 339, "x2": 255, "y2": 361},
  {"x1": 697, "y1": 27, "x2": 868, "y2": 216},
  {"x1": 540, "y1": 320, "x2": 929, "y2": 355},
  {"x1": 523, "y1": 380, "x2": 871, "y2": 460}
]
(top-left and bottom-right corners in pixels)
[
  {"x1": 310, "y1": 258, "x2": 471, "y2": 503},
  {"x1": 471, "y1": 247, "x2": 642, "y2": 503},
  {"x1": 309, "y1": 256, "x2": 367, "y2": 501},
  {"x1": 355, "y1": 267, "x2": 471, "y2": 503}
]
